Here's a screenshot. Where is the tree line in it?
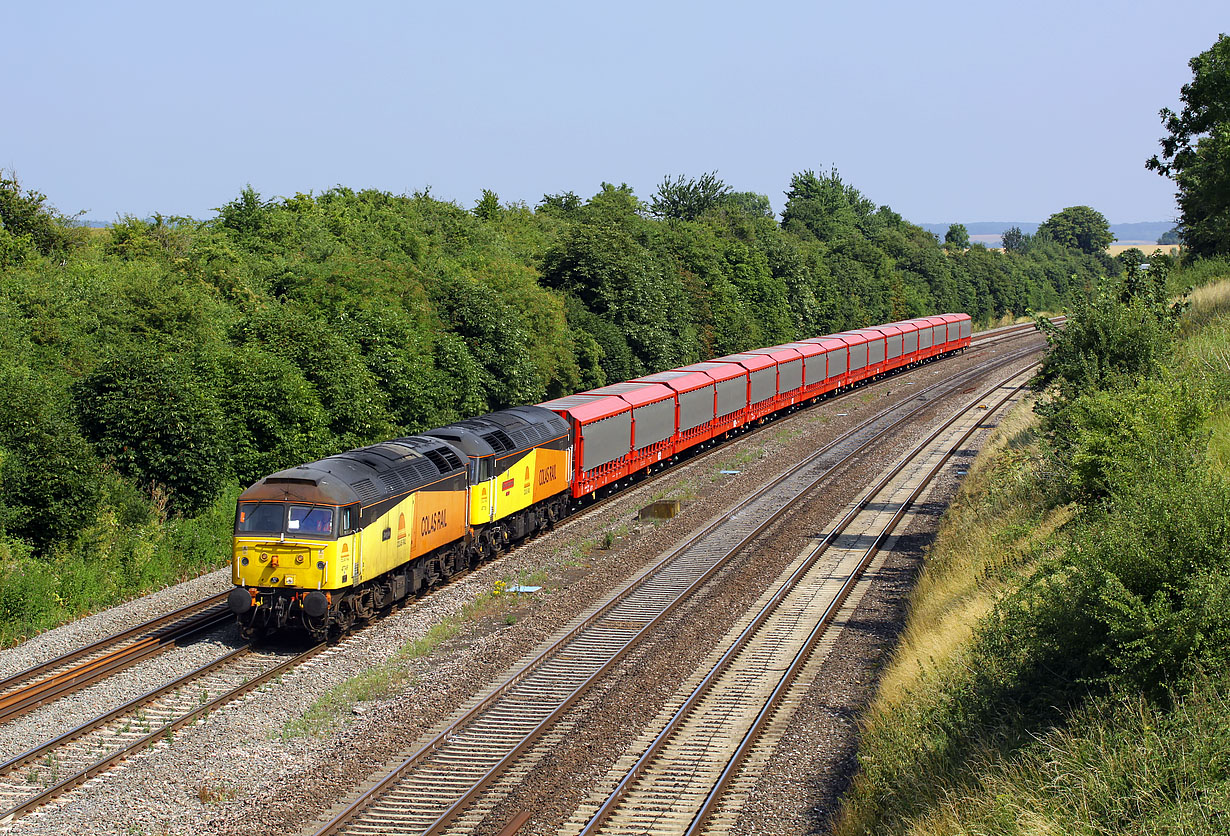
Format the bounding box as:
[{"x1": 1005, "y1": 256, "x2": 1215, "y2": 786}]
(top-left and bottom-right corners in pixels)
[{"x1": 0, "y1": 164, "x2": 1144, "y2": 636}]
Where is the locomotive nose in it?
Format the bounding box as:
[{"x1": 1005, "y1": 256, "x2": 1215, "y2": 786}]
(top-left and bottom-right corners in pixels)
[{"x1": 228, "y1": 587, "x2": 254, "y2": 614}]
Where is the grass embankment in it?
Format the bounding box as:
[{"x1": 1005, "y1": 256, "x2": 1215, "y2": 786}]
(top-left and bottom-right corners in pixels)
[
  {"x1": 0, "y1": 485, "x2": 236, "y2": 646},
  {"x1": 837, "y1": 278, "x2": 1230, "y2": 835}
]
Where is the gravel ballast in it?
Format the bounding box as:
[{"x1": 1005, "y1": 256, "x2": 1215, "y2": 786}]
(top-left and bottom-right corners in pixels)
[{"x1": 0, "y1": 336, "x2": 1042, "y2": 836}]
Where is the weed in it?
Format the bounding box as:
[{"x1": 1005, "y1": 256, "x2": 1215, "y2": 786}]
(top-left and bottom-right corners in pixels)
[{"x1": 197, "y1": 783, "x2": 238, "y2": 804}]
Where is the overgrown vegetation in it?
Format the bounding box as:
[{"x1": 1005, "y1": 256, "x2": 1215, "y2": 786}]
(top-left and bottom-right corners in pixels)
[
  {"x1": 836, "y1": 273, "x2": 1230, "y2": 835},
  {"x1": 0, "y1": 165, "x2": 1124, "y2": 642}
]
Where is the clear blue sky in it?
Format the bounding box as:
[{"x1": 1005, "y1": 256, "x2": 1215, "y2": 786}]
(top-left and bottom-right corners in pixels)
[{"x1": 3, "y1": 1, "x2": 1225, "y2": 225}]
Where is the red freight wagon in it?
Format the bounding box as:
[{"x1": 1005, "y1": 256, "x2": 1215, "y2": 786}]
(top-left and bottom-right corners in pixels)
[
  {"x1": 775, "y1": 342, "x2": 826, "y2": 400},
  {"x1": 579, "y1": 381, "x2": 678, "y2": 474},
  {"x1": 536, "y1": 393, "x2": 630, "y2": 498},
  {"x1": 675, "y1": 361, "x2": 750, "y2": 436},
  {"x1": 795, "y1": 336, "x2": 852, "y2": 393},
  {"x1": 939, "y1": 313, "x2": 972, "y2": 351},
  {"x1": 744, "y1": 345, "x2": 806, "y2": 409},
  {"x1": 709, "y1": 352, "x2": 779, "y2": 422},
  {"x1": 829, "y1": 331, "x2": 879, "y2": 383},
  {"x1": 911, "y1": 315, "x2": 947, "y2": 360},
  {"x1": 866, "y1": 322, "x2": 911, "y2": 372},
  {"x1": 894, "y1": 320, "x2": 922, "y2": 365},
  {"x1": 630, "y1": 369, "x2": 717, "y2": 454}
]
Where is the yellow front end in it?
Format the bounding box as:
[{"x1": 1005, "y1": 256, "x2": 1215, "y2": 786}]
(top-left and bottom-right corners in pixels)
[{"x1": 232, "y1": 536, "x2": 353, "y2": 592}]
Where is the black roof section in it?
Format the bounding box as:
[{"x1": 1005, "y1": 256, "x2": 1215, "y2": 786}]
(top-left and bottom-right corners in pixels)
[
  {"x1": 241, "y1": 435, "x2": 467, "y2": 507},
  {"x1": 425, "y1": 405, "x2": 569, "y2": 460}
]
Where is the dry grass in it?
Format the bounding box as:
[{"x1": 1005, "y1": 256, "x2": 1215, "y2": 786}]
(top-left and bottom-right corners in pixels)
[
  {"x1": 1183, "y1": 278, "x2": 1230, "y2": 328},
  {"x1": 871, "y1": 399, "x2": 1068, "y2": 708}
]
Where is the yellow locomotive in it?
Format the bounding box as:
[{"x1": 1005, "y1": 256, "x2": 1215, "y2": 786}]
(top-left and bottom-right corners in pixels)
[{"x1": 228, "y1": 406, "x2": 571, "y2": 640}]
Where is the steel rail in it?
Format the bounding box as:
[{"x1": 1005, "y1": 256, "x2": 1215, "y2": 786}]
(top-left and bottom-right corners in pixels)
[
  {"x1": 0, "y1": 645, "x2": 250, "y2": 777},
  {"x1": 689, "y1": 371, "x2": 1033, "y2": 834},
  {"x1": 0, "y1": 605, "x2": 232, "y2": 724},
  {"x1": 0, "y1": 591, "x2": 228, "y2": 696},
  {"x1": 578, "y1": 365, "x2": 1035, "y2": 835},
  {"x1": 0, "y1": 643, "x2": 324, "y2": 824},
  {"x1": 307, "y1": 343, "x2": 1044, "y2": 836}
]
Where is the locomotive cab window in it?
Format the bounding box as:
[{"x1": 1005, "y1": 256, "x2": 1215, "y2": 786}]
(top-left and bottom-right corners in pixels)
[
  {"x1": 340, "y1": 504, "x2": 358, "y2": 534},
  {"x1": 236, "y1": 502, "x2": 284, "y2": 534},
  {"x1": 287, "y1": 505, "x2": 336, "y2": 538},
  {"x1": 471, "y1": 456, "x2": 494, "y2": 481}
]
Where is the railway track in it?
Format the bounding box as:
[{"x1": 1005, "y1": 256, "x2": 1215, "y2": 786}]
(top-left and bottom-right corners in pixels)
[
  {"x1": 570, "y1": 366, "x2": 1035, "y2": 836},
  {"x1": 0, "y1": 642, "x2": 322, "y2": 825},
  {"x1": 0, "y1": 320, "x2": 1048, "y2": 829},
  {"x1": 304, "y1": 341, "x2": 1042, "y2": 836},
  {"x1": 0, "y1": 593, "x2": 230, "y2": 727}
]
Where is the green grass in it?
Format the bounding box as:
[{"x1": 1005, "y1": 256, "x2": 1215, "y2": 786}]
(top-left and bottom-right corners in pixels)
[
  {"x1": 892, "y1": 673, "x2": 1230, "y2": 836},
  {"x1": 0, "y1": 483, "x2": 237, "y2": 646},
  {"x1": 836, "y1": 278, "x2": 1230, "y2": 836},
  {"x1": 282, "y1": 570, "x2": 552, "y2": 739}
]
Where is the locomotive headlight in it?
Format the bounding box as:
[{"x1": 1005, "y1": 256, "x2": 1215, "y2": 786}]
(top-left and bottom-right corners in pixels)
[
  {"x1": 259, "y1": 553, "x2": 269, "y2": 563},
  {"x1": 316, "y1": 561, "x2": 325, "y2": 570},
  {"x1": 295, "y1": 554, "x2": 304, "y2": 565},
  {"x1": 240, "y1": 557, "x2": 249, "y2": 566}
]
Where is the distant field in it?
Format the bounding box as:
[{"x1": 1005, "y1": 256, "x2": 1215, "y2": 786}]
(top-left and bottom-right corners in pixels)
[
  {"x1": 971, "y1": 234, "x2": 1182, "y2": 257},
  {"x1": 1108, "y1": 242, "x2": 1181, "y2": 257}
]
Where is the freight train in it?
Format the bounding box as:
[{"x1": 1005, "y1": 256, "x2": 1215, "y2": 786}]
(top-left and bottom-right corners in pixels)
[{"x1": 228, "y1": 314, "x2": 972, "y2": 640}]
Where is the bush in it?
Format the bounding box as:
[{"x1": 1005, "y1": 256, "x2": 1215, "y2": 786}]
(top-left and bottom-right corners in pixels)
[{"x1": 73, "y1": 348, "x2": 229, "y2": 514}]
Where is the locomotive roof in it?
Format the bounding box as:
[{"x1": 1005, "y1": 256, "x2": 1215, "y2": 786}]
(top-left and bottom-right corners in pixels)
[
  {"x1": 239, "y1": 435, "x2": 467, "y2": 507},
  {"x1": 425, "y1": 404, "x2": 568, "y2": 459}
]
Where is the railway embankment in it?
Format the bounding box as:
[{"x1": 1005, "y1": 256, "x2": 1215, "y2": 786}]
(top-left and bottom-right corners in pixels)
[{"x1": 834, "y1": 279, "x2": 1230, "y2": 835}]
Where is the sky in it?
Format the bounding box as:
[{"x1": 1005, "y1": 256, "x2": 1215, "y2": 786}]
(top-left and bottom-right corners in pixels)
[{"x1": 3, "y1": 1, "x2": 1225, "y2": 226}]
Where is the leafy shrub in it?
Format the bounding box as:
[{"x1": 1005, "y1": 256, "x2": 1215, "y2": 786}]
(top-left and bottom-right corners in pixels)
[{"x1": 73, "y1": 348, "x2": 229, "y2": 514}]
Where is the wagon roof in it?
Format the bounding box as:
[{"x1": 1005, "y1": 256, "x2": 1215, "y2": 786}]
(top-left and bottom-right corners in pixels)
[
  {"x1": 676, "y1": 361, "x2": 747, "y2": 383},
  {"x1": 581, "y1": 381, "x2": 676, "y2": 407},
  {"x1": 537, "y1": 393, "x2": 630, "y2": 424},
  {"x1": 632, "y1": 369, "x2": 716, "y2": 393},
  {"x1": 709, "y1": 352, "x2": 777, "y2": 372}
]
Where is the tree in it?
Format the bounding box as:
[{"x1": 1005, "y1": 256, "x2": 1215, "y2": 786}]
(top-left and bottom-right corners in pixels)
[
  {"x1": 1038, "y1": 206, "x2": 1114, "y2": 254},
  {"x1": 944, "y1": 223, "x2": 969, "y2": 251},
  {"x1": 781, "y1": 168, "x2": 863, "y2": 242},
  {"x1": 73, "y1": 350, "x2": 230, "y2": 514},
  {"x1": 650, "y1": 172, "x2": 731, "y2": 221},
  {"x1": 1001, "y1": 225, "x2": 1027, "y2": 253},
  {"x1": 1157, "y1": 226, "x2": 1182, "y2": 245},
  {"x1": 473, "y1": 189, "x2": 501, "y2": 222},
  {"x1": 0, "y1": 169, "x2": 80, "y2": 258},
  {"x1": 1147, "y1": 34, "x2": 1230, "y2": 258}
]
